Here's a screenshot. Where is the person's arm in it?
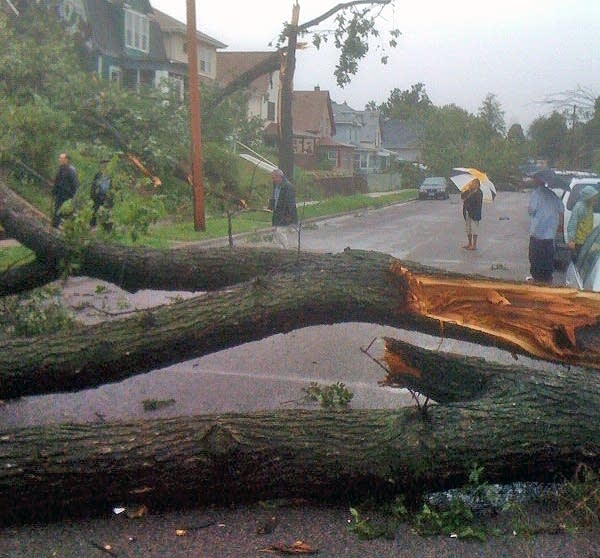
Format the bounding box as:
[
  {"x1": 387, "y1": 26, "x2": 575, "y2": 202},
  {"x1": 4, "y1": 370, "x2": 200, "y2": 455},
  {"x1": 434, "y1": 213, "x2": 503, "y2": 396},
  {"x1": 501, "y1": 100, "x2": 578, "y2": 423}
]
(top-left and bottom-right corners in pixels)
[{"x1": 528, "y1": 190, "x2": 538, "y2": 216}]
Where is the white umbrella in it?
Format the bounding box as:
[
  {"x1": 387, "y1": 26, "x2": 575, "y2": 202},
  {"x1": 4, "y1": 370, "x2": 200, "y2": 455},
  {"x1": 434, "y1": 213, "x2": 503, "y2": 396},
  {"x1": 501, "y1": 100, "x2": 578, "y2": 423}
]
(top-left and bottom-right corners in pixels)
[
  {"x1": 239, "y1": 153, "x2": 278, "y2": 174},
  {"x1": 451, "y1": 167, "x2": 497, "y2": 202}
]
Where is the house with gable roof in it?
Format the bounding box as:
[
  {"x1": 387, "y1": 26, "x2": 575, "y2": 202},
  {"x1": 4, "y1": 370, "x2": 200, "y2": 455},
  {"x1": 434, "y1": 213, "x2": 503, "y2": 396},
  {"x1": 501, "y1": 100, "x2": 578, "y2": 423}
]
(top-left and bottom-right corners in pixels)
[
  {"x1": 331, "y1": 101, "x2": 391, "y2": 174},
  {"x1": 216, "y1": 51, "x2": 280, "y2": 125},
  {"x1": 52, "y1": 1, "x2": 225, "y2": 92},
  {"x1": 284, "y1": 88, "x2": 355, "y2": 172},
  {"x1": 153, "y1": 7, "x2": 226, "y2": 91}
]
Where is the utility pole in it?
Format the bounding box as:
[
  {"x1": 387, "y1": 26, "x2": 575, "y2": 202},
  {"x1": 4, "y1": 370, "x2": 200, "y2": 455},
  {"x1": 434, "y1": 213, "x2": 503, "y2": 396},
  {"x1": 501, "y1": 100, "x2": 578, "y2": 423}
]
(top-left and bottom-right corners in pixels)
[
  {"x1": 186, "y1": 0, "x2": 205, "y2": 230},
  {"x1": 278, "y1": 2, "x2": 300, "y2": 181}
]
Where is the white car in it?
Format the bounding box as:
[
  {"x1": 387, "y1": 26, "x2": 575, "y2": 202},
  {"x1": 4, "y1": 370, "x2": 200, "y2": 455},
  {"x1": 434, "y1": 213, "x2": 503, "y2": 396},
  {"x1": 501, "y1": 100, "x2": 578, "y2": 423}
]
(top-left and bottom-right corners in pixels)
[
  {"x1": 565, "y1": 225, "x2": 600, "y2": 291},
  {"x1": 554, "y1": 176, "x2": 600, "y2": 268}
]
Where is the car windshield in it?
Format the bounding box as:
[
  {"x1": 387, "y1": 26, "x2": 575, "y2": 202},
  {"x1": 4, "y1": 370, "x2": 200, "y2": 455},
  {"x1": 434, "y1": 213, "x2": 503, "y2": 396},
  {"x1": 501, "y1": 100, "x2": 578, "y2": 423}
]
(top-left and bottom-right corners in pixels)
[{"x1": 421, "y1": 178, "x2": 445, "y2": 188}]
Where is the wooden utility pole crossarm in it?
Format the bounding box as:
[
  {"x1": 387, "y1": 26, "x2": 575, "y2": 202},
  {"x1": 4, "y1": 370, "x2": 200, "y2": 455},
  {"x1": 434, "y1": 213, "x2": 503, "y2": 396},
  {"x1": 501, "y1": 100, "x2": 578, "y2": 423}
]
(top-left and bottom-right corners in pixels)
[{"x1": 186, "y1": 0, "x2": 205, "y2": 231}]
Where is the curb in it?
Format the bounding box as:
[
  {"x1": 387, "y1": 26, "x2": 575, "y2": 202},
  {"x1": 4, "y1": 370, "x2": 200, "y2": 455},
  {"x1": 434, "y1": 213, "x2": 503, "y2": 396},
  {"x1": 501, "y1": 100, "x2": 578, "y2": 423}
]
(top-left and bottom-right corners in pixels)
[{"x1": 172, "y1": 197, "x2": 415, "y2": 250}]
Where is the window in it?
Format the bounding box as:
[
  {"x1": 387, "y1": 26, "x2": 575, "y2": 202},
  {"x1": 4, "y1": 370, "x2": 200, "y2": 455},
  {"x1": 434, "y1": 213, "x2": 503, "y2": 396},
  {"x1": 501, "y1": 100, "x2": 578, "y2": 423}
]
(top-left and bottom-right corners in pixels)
[
  {"x1": 124, "y1": 9, "x2": 149, "y2": 53},
  {"x1": 327, "y1": 150, "x2": 337, "y2": 162},
  {"x1": 109, "y1": 66, "x2": 121, "y2": 83},
  {"x1": 267, "y1": 101, "x2": 275, "y2": 121},
  {"x1": 198, "y1": 46, "x2": 213, "y2": 76}
]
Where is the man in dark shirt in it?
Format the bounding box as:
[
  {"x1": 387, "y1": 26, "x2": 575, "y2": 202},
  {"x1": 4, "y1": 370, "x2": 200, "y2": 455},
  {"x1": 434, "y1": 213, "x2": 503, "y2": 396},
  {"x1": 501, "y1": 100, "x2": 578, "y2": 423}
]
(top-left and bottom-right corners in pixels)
[
  {"x1": 52, "y1": 152, "x2": 79, "y2": 228},
  {"x1": 461, "y1": 178, "x2": 483, "y2": 250},
  {"x1": 269, "y1": 169, "x2": 298, "y2": 248}
]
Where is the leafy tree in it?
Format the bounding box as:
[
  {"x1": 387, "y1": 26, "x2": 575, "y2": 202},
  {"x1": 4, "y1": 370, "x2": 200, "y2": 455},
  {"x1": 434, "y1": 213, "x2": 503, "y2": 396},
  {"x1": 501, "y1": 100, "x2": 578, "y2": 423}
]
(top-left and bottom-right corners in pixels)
[
  {"x1": 528, "y1": 111, "x2": 568, "y2": 166},
  {"x1": 379, "y1": 82, "x2": 433, "y2": 120},
  {"x1": 478, "y1": 93, "x2": 505, "y2": 136},
  {"x1": 0, "y1": 4, "x2": 253, "y2": 219},
  {"x1": 421, "y1": 103, "x2": 521, "y2": 189},
  {"x1": 421, "y1": 104, "x2": 473, "y2": 176},
  {"x1": 581, "y1": 96, "x2": 600, "y2": 171},
  {"x1": 507, "y1": 123, "x2": 525, "y2": 143},
  {"x1": 0, "y1": 6, "x2": 93, "y2": 177}
]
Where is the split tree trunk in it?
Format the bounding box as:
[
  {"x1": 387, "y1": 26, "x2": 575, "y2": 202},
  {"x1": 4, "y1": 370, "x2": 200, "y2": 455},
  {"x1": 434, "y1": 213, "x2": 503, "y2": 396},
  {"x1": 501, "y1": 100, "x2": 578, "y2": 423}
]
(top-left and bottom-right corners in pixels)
[
  {"x1": 1, "y1": 179, "x2": 600, "y2": 398},
  {"x1": 1, "y1": 342, "x2": 598, "y2": 524}
]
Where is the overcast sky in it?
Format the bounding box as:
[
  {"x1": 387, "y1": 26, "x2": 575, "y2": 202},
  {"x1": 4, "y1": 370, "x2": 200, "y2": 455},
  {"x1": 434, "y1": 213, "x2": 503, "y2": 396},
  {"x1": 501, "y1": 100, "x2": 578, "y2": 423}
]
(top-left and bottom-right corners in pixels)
[{"x1": 151, "y1": 0, "x2": 599, "y2": 130}]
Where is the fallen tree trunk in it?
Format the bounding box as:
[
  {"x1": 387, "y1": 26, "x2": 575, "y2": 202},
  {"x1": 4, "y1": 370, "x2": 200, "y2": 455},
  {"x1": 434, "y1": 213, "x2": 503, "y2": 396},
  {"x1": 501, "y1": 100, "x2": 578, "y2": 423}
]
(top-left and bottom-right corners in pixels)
[
  {"x1": 2, "y1": 251, "x2": 600, "y2": 399},
  {"x1": 1, "y1": 342, "x2": 598, "y2": 524},
  {"x1": 2, "y1": 178, "x2": 600, "y2": 398}
]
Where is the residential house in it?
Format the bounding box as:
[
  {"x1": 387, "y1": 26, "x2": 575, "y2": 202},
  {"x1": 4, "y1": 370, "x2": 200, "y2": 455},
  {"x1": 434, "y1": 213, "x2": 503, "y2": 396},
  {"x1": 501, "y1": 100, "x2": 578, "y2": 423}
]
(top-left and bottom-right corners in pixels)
[
  {"x1": 216, "y1": 51, "x2": 280, "y2": 125},
  {"x1": 331, "y1": 101, "x2": 390, "y2": 174},
  {"x1": 285, "y1": 88, "x2": 360, "y2": 172},
  {"x1": 381, "y1": 118, "x2": 423, "y2": 163},
  {"x1": 53, "y1": 1, "x2": 225, "y2": 92},
  {"x1": 54, "y1": 0, "x2": 166, "y2": 87},
  {"x1": 153, "y1": 8, "x2": 226, "y2": 91}
]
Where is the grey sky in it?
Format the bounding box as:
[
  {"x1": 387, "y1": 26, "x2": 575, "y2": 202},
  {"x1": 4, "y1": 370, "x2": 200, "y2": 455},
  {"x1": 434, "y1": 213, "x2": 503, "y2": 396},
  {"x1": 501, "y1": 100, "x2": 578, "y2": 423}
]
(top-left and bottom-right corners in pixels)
[{"x1": 151, "y1": 0, "x2": 599, "y2": 129}]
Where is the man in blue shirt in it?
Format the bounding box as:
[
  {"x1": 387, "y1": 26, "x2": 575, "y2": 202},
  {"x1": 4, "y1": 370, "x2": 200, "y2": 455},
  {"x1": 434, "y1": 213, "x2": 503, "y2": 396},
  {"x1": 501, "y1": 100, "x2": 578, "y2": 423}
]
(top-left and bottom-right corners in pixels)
[{"x1": 527, "y1": 176, "x2": 563, "y2": 283}]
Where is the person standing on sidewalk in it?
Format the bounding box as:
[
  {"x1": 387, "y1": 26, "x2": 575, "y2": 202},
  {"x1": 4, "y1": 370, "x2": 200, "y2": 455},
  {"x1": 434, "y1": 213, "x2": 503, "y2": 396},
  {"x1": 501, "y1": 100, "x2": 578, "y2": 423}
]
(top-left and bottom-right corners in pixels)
[
  {"x1": 269, "y1": 168, "x2": 298, "y2": 248},
  {"x1": 527, "y1": 176, "x2": 563, "y2": 283},
  {"x1": 51, "y1": 152, "x2": 79, "y2": 228}
]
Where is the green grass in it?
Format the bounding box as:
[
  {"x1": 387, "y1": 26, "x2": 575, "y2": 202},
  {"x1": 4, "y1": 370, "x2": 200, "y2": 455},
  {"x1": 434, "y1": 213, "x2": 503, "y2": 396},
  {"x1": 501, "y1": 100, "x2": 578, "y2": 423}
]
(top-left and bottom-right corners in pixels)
[
  {"x1": 0, "y1": 245, "x2": 35, "y2": 271},
  {"x1": 0, "y1": 189, "x2": 417, "y2": 266},
  {"x1": 147, "y1": 189, "x2": 417, "y2": 246}
]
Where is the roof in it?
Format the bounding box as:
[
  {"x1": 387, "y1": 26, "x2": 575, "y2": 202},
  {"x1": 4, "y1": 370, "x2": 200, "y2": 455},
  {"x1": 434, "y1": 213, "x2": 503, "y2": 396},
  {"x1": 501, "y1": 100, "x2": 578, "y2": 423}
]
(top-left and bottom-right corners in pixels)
[
  {"x1": 319, "y1": 137, "x2": 355, "y2": 149},
  {"x1": 292, "y1": 90, "x2": 335, "y2": 136},
  {"x1": 152, "y1": 9, "x2": 226, "y2": 48},
  {"x1": 381, "y1": 118, "x2": 423, "y2": 150},
  {"x1": 359, "y1": 109, "x2": 381, "y2": 144},
  {"x1": 216, "y1": 51, "x2": 278, "y2": 93}
]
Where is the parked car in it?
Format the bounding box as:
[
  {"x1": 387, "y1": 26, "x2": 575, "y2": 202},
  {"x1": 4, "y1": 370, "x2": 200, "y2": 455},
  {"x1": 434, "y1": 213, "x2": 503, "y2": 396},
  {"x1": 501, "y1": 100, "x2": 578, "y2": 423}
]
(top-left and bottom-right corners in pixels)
[
  {"x1": 553, "y1": 176, "x2": 600, "y2": 268},
  {"x1": 418, "y1": 176, "x2": 450, "y2": 200},
  {"x1": 565, "y1": 224, "x2": 600, "y2": 292}
]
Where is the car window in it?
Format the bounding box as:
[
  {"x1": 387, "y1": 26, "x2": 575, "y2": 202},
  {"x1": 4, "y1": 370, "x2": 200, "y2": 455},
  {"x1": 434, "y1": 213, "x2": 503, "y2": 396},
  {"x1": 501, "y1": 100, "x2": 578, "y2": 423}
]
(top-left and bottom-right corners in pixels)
[
  {"x1": 422, "y1": 177, "x2": 446, "y2": 186},
  {"x1": 577, "y1": 226, "x2": 600, "y2": 283}
]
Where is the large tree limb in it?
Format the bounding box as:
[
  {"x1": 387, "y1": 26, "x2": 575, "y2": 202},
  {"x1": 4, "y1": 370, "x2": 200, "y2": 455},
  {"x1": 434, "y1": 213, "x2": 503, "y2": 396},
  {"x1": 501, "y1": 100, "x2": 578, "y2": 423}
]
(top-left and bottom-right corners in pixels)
[
  {"x1": 1, "y1": 180, "x2": 600, "y2": 399},
  {"x1": 1, "y1": 252, "x2": 600, "y2": 399},
  {"x1": 1, "y1": 342, "x2": 598, "y2": 524},
  {"x1": 297, "y1": 0, "x2": 392, "y2": 32},
  {"x1": 208, "y1": 49, "x2": 284, "y2": 110}
]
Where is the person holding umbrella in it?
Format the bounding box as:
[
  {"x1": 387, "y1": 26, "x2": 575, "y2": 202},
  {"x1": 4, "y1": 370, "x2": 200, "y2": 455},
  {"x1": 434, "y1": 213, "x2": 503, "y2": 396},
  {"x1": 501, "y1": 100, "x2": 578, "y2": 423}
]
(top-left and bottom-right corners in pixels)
[
  {"x1": 461, "y1": 178, "x2": 483, "y2": 250},
  {"x1": 527, "y1": 175, "x2": 563, "y2": 283}
]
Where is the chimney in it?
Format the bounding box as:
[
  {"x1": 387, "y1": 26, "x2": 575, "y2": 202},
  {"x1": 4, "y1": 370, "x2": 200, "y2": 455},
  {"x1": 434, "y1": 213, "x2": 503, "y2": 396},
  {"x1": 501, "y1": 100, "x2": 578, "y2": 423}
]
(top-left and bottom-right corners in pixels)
[{"x1": 314, "y1": 85, "x2": 320, "y2": 91}]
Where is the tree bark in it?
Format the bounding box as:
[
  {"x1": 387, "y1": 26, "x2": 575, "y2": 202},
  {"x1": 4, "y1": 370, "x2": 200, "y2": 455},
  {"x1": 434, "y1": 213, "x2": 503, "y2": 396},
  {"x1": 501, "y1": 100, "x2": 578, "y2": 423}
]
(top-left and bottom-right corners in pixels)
[
  {"x1": 278, "y1": 3, "x2": 300, "y2": 180},
  {"x1": 1, "y1": 180, "x2": 600, "y2": 398},
  {"x1": 1, "y1": 342, "x2": 598, "y2": 524}
]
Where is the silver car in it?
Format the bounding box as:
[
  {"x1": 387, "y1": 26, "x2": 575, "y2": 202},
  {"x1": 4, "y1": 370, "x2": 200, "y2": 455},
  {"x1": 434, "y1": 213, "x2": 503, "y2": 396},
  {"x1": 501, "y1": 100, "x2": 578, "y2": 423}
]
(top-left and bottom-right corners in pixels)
[{"x1": 565, "y1": 225, "x2": 600, "y2": 292}]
